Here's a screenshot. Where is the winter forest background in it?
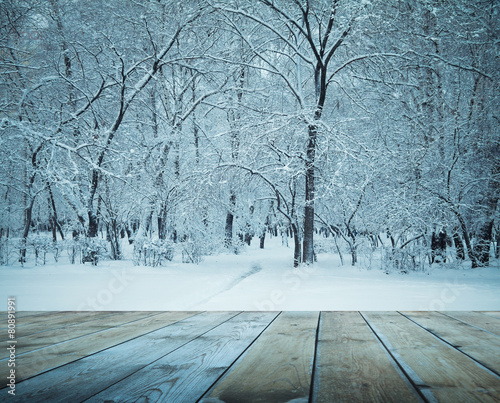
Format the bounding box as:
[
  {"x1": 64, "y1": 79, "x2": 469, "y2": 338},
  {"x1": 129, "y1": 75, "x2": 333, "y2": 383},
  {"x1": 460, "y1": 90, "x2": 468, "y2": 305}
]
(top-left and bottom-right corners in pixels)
[{"x1": 0, "y1": 0, "x2": 499, "y2": 274}]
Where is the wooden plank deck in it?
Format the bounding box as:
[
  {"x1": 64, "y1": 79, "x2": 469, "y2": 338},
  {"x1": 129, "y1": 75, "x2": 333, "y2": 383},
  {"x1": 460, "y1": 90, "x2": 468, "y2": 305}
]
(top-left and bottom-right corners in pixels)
[{"x1": 1, "y1": 311, "x2": 499, "y2": 402}]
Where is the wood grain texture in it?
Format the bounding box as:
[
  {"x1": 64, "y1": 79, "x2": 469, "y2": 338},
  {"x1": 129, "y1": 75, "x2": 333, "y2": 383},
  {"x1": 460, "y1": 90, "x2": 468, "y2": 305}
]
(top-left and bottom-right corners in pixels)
[
  {"x1": 13, "y1": 311, "x2": 234, "y2": 402},
  {"x1": 86, "y1": 311, "x2": 279, "y2": 403},
  {"x1": 8, "y1": 311, "x2": 132, "y2": 337},
  {"x1": 202, "y1": 311, "x2": 318, "y2": 403},
  {"x1": 2, "y1": 311, "x2": 500, "y2": 401},
  {"x1": 0, "y1": 312, "x2": 132, "y2": 344},
  {"x1": 0, "y1": 311, "x2": 157, "y2": 357},
  {"x1": 480, "y1": 311, "x2": 500, "y2": 319},
  {"x1": 0, "y1": 311, "x2": 47, "y2": 320},
  {"x1": 402, "y1": 311, "x2": 500, "y2": 374},
  {"x1": 442, "y1": 311, "x2": 500, "y2": 336},
  {"x1": 363, "y1": 312, "x2": 500, "y2": 403},
  {"x1": 313, "y1": 312, "x2": 421, "y2": 403},
  {"x1": 0, "y1": 311, "x2": 107, "y2": 334},
  {"x1": 0, "y1": 311, "x2": 197, "y2": 382},
  {"x1": 10, "y1": 311, "x2": 126, "y2": 338}
]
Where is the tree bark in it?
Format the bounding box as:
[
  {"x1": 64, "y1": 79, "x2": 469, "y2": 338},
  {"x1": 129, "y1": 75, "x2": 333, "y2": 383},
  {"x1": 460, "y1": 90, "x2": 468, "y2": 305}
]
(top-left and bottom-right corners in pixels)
[
  {"x1": 292, "y1": 223, "x2": 301, "y2": 268},
  {"x1": 259, "y1": 231, "x2": 266, "y2": 249},
  {"x1": 158, "y1": 202, "x2": 168, "y2": 240},
  {"x1": 303, "y1": 123, "x2": 317, "y2": 264},
  {"x1": 87, "y1": 210, "x2": 99, "y2": 238},
  {"x1": 474, "y1": 219, "x2": 494, "y2": 266},
  {"x1": 20, "y1": 197, "x2": 35, "y2": 263},
  {"x1": 225, "y1": 192, "x2": 236, "y2": 248},
  {"x1": 453, "y1": 209, "x2": 478, "y2": 268},
  {"x1": 350, "y1": 244, "x2": 357, "y2": 266},
  {"x1": 47, "y1": 183, "x2": 64, "y2": 241},
  {"x1": 496, "y1": 230, "x2": 500, "y2": 259},
  {"x1": 473, "y1": 195, "x2": 498, "y2": 267},
  {"x1": 453, "y1": 232, "x2": 465, "y2": 260}
]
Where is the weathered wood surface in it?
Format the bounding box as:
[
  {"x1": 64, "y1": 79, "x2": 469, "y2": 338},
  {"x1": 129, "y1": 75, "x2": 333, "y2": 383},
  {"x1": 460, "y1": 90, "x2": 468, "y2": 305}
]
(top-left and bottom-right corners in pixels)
[
  {"x1": 363, "y1": 311, "x2": 500, "y2": 402},
  {"x1": 0, "y1": 311, "x2": 48, "y2": 321},
  {"x1": 15, "y1": 311, "x2": 235, "y2": 402},
  {"x1": 402, "y1": 311, "x2": 500, "y2": 375},
  {"x1": 0, "y1": 311, "x2": 499, "y2": 402},
  {"x1": 0, "y1": 311, "x2": 198, "y2": 382},
  {"x1": 441, "y1": 311, "x2": 500, "y2": 337},
  {"x1": 0, "y1": 311, "x2": 112, "y2": 335},
  {"x1": 480, "y1": 311, "x2": 500, "y2": 320},
  {"x1": 87, "y1": 311, "x2": 279, "y2": 403},
  {"x1": 0, "y1": 311, "x2": 158, "y2": 358},
  {"x1": 203, "y1": 312, "x2": 318, "y2": 403},
  {"x1": 312, "y1": 312, "x2": 421, "y2": 403}
]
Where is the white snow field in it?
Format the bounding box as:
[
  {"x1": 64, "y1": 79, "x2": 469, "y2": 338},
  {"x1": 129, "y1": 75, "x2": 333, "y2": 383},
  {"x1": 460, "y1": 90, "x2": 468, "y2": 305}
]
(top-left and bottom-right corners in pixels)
[{"x1": 1, "y1": 237, "x2": 499, "y2": 311}]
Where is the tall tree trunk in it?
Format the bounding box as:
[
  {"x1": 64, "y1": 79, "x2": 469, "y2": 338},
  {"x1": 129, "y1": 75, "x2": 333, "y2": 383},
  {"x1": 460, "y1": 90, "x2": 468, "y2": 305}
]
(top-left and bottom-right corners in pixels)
[
  {"x1": 495, "y1": 230, "x2": 500, "y2": 259},
  {"x1": 47, "y1": 183, "x2": 64, "y2": 241},
  {"x1": 157, "y1": 201, "x2": 168, "y2": 240},
  {"x1": 20, "y1": 197, "x2": 35, "y2": 263},
  {"x1": 87, "y1": 168, "x2": 100, "y2": 238},
  {"x1": 107, "y1": 219, "x2": 121, "y2": 260},
  {"x1": 225, "y1": 192, "x2": 236, "y2": 248},
  {"x1": 303, "y1": 123, "x2": 316, "y2": 264},
  {"x1": 474, "y1": 219, "x2": 494, "y2": 266},
  {"x1": 453, "y1": 232, "x2": 465, "y2": 260},
  {"x1": 192, "y1": 76, "x2": 200, "y2": 164},
  {"x1": 350, "y1": 242, "x2": 357, "y2": 266},
  {"x1": 87, "y1": 211, "x2": 98, "y2": 238},
  {"x1": 292, "y1": 223, "x2": 301, "y2": 268},
  {"x1": 473, "y1": 194, "x2": 498, "y2": 266},
  {"x1": 259, "y1": 231, "x2": 266, "y2": 249},
  {"x1": 20, "y1": 141, "x2": 44, "y2": 261},
  {"x1": 452, "y1": 209, "x2": 478, "y2": 268}
]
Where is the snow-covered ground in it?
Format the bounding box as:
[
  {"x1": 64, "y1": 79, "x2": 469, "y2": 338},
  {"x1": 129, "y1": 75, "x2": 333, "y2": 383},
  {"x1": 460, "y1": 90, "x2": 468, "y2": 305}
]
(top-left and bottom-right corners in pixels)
[{"x1": 1, "y1": 237, "x2": 499, "y2": 311}]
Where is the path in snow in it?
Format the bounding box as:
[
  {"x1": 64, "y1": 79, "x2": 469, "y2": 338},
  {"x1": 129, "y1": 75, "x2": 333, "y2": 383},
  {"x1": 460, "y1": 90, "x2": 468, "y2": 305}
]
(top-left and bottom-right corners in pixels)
[{"x1": 189, "y1": 263, "x2": 263, "y2": 308}]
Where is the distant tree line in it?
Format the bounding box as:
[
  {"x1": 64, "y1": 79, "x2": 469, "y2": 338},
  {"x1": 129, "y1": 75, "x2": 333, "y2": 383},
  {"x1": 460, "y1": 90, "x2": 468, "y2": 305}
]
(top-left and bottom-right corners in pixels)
[{"x1": 0, "y1": 0, "x2": 498, "y2": 268}]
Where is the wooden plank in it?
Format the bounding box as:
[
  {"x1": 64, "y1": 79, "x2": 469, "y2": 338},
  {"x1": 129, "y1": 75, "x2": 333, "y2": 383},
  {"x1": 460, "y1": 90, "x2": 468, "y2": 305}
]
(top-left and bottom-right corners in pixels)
[
  {"x1": 202, "y1": 311, "x2": 318, "y2": 403},
  {"x1": 362, "y1": 312, "x2": 500, "y2": 402},
  {"x1": 0, "y1": 311, "x2": 155, "y2": 356},
  {"x1": 16, "y1": 311, "x2": 49, "y2": 317},
  {"x1": 312, "y1": 312, "x2": 421, "y2": 403},
  {"x1": 442, "y1": 311, "x2": 500, "y2": 337},
  {"x1": 12, "y1": 311, "x2": 236, "y2": 402},
  {"x1": 86, "y1": 311, "x2": 279, "y2": 403},
  {"x1": 0, "y1": 311, "x2": 73, "y2": 331},
  {"x1": 0, "y1": 311, "x2": 67, "y2": 330},
  {"x1": 0, "y1": 311, "x2": 47, "y2": 320},
  {"x1": 0, "y1": 311, "x2": 89, "y2": 328},
  {"x1": 0, "y1": 311, "x2": 157, "y2": 359},
  {"x1": 0, "y1": 311, "x2": 132, "y2": 343},
  {"x1": 0, "y1": 311, "x2": 198, "y2": 382},
  {"x1": 480, "y1": 311, "x2": 500, "y2": 319},
  {"x1": 402, "y1": 311, "x2": 500, "y2": 375},
  {"x1": 0, "y1": 311, "x2": 119, "y2": 336}
]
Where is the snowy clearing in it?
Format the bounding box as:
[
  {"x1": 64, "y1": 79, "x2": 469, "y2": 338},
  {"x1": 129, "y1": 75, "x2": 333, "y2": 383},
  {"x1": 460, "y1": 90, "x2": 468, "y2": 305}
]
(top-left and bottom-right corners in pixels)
[{"x1": 1, "y1": 237, "x2": 499, "y2": 311}]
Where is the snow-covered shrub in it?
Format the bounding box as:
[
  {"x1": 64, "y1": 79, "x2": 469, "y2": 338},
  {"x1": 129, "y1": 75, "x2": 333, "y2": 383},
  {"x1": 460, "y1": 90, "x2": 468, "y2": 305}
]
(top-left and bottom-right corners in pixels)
[
  {"x1": 65, "y1": 239, "x2": 81, "y2": 264},
  {"x1": 29, "y1": 235, "x2": 56, "y2": 265},
  {"x1": 231, "y1": 236, "x2": 247, "y2": 255},
  {"x1": 180, "y1": 239, "x2": 203, "y2": 264},
  {"x1": 195, "y1": 231, "x2": 225, "y2": 257},
  {"x1": 382, "y1": 243, "x2": 428, "y2": 274},
  {"x1": 0, "y1": 237, "x2": 12, "y2": 265},
  {"x1": 133, "y1": 238, "x2": 174, "y2": 266},
  {"x1": 81, "y1": 238, "x2": 109, "y2": 266},
  {"x1": 314, "y1": 237, "x2": 339, "y2": 254}
]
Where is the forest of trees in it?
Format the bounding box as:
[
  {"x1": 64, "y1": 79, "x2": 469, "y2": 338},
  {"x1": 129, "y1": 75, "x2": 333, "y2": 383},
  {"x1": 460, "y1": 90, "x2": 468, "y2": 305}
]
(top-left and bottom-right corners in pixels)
[{"x1": 0, "y1": 0, "x2": 498, "y2": 269}]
